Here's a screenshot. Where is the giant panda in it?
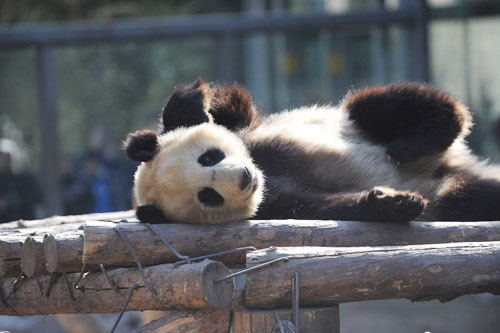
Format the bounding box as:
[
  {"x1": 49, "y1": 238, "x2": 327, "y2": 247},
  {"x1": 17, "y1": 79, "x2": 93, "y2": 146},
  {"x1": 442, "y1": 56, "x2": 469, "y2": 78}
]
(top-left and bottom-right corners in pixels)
[{"x1": 124, "y1": 78, "x2": 500, "y2": 224}]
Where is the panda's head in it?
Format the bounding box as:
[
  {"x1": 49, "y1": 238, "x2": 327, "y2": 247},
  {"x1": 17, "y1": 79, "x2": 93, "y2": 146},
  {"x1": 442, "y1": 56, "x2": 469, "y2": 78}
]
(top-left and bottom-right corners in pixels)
[{"x1": 124, "y1": 79, "x2": 264, "y2": 224}]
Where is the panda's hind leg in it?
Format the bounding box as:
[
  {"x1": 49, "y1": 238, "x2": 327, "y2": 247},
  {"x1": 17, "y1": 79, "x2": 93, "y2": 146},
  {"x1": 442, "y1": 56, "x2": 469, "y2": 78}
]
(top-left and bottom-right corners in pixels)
[
  {"x1": 431, "y1": 173, "x2": 500, "y2": 221},
  {"x1": 345, "y1": 83, "x2": 471, "y2": 163}
]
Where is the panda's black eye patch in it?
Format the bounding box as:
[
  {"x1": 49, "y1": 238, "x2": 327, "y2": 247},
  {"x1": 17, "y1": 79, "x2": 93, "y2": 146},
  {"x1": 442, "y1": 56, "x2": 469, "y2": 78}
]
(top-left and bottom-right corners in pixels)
[
  {"x1": 198, "y1": 148, "x2": 225, "y2": 167},
  {"x1": 198, "y1": 187, "x2": 224, "y2": 207}
]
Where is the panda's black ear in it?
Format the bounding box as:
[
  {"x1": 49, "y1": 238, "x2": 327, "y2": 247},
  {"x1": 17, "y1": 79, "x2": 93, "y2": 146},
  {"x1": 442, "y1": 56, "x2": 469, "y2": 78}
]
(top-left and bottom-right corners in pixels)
[
  {"x1": 161, "y1": 78, "x2": 213, "y2": 134},
  {"x1": 136, "y1": 204, "x2": 173, "y2": 224},
  {"x1": 209, "y1": 83, "x2": 259, "y2": 131},
  {"x1": 123, "y1": 130, "x2": 159, "y2": 162}
]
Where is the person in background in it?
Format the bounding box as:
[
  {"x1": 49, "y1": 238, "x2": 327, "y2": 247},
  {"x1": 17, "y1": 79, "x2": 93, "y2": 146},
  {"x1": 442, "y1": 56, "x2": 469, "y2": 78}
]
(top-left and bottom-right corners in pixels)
[
  {"x1": 63, "y1": 125, "x2": 133, "y2": 214},
  {"x1": 0, "y1": 139, "x2": 40, "y2": 223}
]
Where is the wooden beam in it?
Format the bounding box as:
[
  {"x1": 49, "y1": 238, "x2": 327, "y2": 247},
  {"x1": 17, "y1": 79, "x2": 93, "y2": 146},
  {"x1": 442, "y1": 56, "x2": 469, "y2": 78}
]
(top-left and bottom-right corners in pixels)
[
  {"x1": 0, "y1": 210, "x2": 135, "y2": 230},
  {"x1": 44, "y1": 231, "x2": 84, "y2": 274},
  {"x1": 20, "y1": 236, "x2": 47, "y2": 277},
  {"x1": 132, "y1": 309, "x2": 230, "y2": 333},
  {"x1": 82, "y1": 220, "x2": 500, "y2": 269},
  {"x1": 244, "y1": 242, "x2": 500, "y2": 308},
  {"x1": 0, "y1": 260, "x2": 233, "y2": 315},
  {"x1": 0, "y1": 225, "x2": 84, "y2": 277},
  {"x1": 232, "y1": 306, "x2": 339, "y2": 333}
]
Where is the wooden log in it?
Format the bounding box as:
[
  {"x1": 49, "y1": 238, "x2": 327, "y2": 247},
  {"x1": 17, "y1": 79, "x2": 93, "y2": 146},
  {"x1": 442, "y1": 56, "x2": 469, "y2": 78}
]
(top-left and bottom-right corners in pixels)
[
  {"x1": 244, "y1": 242, "x2": 500, "y2": 309},
  {"x1": 83, "y1": 220, "x2": 500, "y2": 269},
  {"x1": 0, "y1": 225, "x2": 84, "y2": 277},
  {"x1": 232, "y1": 306, "x2": 339, "y2": 333},
  {"x1": 132, "y1": 309, "x2": 230, "y2": 333},
  {"x1": 20, "y1": 236, "x2": 47, "y2": 277},
  {"x1": 44, "y1": 231, "x2": 84, "y2": 273},
  {"x1": 0, "y1": 259, "x2": 233, "y2": 315},
  {"x1": 0, "y1": 235, "x2": 24, "y2": 278},
  {"x1": 0, "y1": 210, "x2": 135, "y2": 230}
]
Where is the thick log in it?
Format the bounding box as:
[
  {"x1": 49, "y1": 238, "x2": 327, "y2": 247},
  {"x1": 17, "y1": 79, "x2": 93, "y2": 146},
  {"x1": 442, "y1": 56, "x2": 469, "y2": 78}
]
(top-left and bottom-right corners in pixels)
[
  {"x1": 44, "y1": 231, "x2": 84, "y2": 273},
  {"x1": 83, "y1": 220, "x2": 500, "y2": 269},
  {"x1": 20, "y1": 236, "x2": 47, "y2": 277},
  {"x1": 0, "y1": 225, "x2": 84, "y2": 277},
  {"x1": 132, "y1": 309, "x2": 230, "y2": 333},
  {"x1": 244, "y1": 242, "x2": 500, "y2": 309},
  {"x1": 0, "y1": 259, "x2": 233, "y2": 315},
  {"x1": 232, "y1": 306, "x2": 339, "y2": 333},
  {"x1": 0, "y1": 210, "x2": 135, "y2": 230}
]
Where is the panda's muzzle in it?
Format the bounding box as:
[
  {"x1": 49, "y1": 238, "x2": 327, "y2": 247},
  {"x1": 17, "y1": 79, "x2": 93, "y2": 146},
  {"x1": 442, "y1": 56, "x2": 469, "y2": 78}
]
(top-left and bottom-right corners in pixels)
[{"x1": 240, "y1": 167, "x2": 252, "y2": 190}]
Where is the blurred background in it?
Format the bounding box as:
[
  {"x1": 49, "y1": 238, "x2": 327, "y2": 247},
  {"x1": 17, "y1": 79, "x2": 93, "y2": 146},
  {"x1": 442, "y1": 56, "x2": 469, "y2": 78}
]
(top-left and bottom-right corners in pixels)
[{"x1": 0, "y1": 0, "x2": 500, "y2": 332}]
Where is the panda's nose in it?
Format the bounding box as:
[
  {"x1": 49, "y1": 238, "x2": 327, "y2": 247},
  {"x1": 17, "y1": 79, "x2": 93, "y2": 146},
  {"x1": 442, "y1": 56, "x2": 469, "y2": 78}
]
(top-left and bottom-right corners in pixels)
[{"x1": 240, "y1": 167, "x2": 251, "y2": 190}]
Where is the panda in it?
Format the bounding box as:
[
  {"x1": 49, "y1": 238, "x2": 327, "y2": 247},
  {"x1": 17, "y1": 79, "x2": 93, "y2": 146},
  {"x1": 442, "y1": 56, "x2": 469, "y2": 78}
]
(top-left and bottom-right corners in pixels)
[{"x1": 124, "y1": 78, "x2": 500, "y2": 224}]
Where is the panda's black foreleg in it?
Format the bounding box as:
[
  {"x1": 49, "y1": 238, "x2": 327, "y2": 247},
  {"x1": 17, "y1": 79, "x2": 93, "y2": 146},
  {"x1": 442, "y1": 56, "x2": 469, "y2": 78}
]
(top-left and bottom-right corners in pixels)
[
  {"x1": 345, "y1": 83, "x2": 470, "y2": 163},
  {"x1": 136, "y1": 205, "x2": 174, "y2": 224},
  {"x1": 255, "y1": 177, "x2": 426, "y2": 222},
  {"x1": 432, "y1": 174, "x2": 500, "y2": 221}
]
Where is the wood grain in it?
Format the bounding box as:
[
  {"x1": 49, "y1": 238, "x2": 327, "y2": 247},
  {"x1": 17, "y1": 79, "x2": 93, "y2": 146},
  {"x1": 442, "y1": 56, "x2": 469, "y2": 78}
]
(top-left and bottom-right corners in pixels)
[{"x1": 244, "y1": 242, "x2": 500, "y2": 308}]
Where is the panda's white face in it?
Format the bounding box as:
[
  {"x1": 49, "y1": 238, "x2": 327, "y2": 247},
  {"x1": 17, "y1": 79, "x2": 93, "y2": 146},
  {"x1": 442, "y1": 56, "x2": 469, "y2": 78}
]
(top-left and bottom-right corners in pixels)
[{"x1": 134, "y1": 123, "x2": 264, "y2": 224}]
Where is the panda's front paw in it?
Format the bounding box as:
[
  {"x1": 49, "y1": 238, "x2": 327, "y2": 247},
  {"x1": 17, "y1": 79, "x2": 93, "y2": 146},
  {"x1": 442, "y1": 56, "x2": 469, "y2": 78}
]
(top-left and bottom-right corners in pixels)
[
  {"x1": 136, "y1": 205, "x2": 174, "y2": 224},
  {"x1": 363, "y1": 186, "x2": 427, "y2": 222}
]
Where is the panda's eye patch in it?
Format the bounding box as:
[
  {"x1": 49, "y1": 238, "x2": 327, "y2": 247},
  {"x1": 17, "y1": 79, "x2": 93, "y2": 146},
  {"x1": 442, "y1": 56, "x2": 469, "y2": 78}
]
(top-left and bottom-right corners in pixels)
[
  {"x1": 197, "y1": 187, "x2": 224, "y2": 207},
  {"x1": 198, "y1": 148, "x2": 225, "y2": 167}
]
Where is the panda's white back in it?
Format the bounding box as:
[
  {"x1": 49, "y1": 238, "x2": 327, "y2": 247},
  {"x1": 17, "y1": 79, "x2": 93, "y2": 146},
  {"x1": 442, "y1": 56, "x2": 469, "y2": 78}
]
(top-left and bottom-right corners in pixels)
[{"x1": 242, "y1": 105, "x2": 444, "y2": 201}]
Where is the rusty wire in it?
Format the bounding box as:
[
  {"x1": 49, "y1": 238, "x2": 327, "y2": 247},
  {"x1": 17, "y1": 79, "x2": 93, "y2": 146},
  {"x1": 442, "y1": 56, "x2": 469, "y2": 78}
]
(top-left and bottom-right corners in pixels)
[
  {"x1": 274, "y1": 310, "x2": 285, "y2": 333},
  {"x1": 109, "y1": 284, "x2": 140, "y2": 333},
  {"x1": 292, "y1": 271, "x2": 299, "y2": 332},
  {"x1": 173, "y1": 246, "x2": 257, "y2": 268},
  {"x1": 45, "y1": 273, "x2": 55, "y2": 297},
  {"x1": 213, "y1": 257, "x2": 289, "y2": 283},
  {"x1": 145, "y1": 223, "x2": 192, "y2": 263},
  {"x1": 114, "y1": 226, "x2": 156, "y2": 295},
  {"x1": 74, "y1": 262, "x2": 87, "y2": 290},
  {"x1": 99, "y1": 264, "x2": 120, "y2": 293},
  {"x1": 61, "y1": 271, "x2": 75, "y2": 301}
]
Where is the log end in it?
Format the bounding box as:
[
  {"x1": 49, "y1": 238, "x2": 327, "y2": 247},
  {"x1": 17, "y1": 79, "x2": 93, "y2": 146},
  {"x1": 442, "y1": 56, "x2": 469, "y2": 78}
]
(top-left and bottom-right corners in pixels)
[
  {"x1": 43, "y1": 234, "x2": 58, "y2": 273},
  {"x1": 20, "y1": 236, "x2": 43, "y2": 277},
  {"x1": 202, "y1": 260, "x2": 234, "y2": 308}
]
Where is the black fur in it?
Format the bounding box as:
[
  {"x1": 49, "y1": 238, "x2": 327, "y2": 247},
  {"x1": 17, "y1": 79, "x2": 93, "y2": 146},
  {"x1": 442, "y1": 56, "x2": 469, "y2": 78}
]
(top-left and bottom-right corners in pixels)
[
  {"x1": 198, "y1": 148, "x2": 225, "y2": 167},
  {"x1": 208, "y1": 84, "x2": 259, "y2": 131},
  {"x1": 161, "y1": 79, "x2": 259, "y2": 134},
  {"x1": 248, "y1": 138, "x2": 307, "y2": 177},
  {"x1": 123, "y1": 130, "x2": 159, "y2": 162},
  {"x1": 136, "y1": 204, "x2": 173, "y2": 224},
  {"x1": 433, "y1": 174, "x2": 500, "y2": 221},
  {"x1": 346, "y1": 82, "x2": 468, "y2": 163},
  {"x1": 130, "y1": 80, "x2": 500, "y2": 224},
  {"x1": 161, "y1": 78, "x2": 212, "y2": 134},
  {"x1": 198, "y1": 188, "x2": 224, "y2": 207},
  {"x1": 256, "y1": 176, "x2": 425, "y2": 223}
]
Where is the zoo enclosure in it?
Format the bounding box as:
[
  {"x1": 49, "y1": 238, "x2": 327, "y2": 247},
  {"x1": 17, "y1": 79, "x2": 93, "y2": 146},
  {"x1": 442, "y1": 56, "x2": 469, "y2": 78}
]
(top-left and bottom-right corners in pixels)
[{"x1": 1, "y1": 0, "x2": 499, "y2": 218}]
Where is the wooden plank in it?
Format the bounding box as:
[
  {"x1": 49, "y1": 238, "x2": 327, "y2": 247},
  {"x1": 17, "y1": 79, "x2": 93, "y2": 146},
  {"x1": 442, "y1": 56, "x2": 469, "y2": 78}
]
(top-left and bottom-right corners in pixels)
[
  {"x1": 0, "y1": 210, "x2": 135, "y2": 230},
  {"x1": 0, "y1": 224, "x2": 84, "y2": 277},
  {"x1": 132, "y1": 309, "x2": 230, "y2": 333},
  {"x1": 44, "y1": 231, "x2": 84, "y2": 273},
  {"x1": 0, "y1": 260, "x2": 233, "y2": 315},
  {"x1": 82, "y1": 220, "x2": 500, "y2": 269},
  {"x1": 232, "y1": 306, "x2": 339, "y2": 333},
  {"x1": 244, "y1": 242, "x2": 500, "y2": 308},
  {"x1": 20, "y1": 236, "x2": 47, "y2": 277}
]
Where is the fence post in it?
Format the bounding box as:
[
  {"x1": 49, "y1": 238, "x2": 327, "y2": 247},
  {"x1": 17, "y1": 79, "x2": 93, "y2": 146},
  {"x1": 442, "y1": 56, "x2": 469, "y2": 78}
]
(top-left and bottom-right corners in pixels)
[{"x1": 36, "y1": 45, "x2": 62, "y2": 216}]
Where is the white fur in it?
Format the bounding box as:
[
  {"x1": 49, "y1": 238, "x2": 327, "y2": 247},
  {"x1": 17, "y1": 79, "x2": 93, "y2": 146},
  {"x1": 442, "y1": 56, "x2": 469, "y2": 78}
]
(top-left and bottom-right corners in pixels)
[
  {"x1": 134, "y1": 104, "x2": 498, "y2": 223},
  {"x1": 134, "y1": 123, "x2": 264, "y2": 224}
]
